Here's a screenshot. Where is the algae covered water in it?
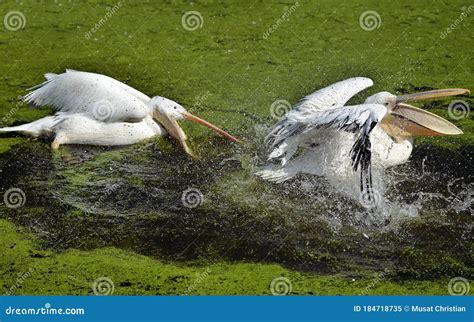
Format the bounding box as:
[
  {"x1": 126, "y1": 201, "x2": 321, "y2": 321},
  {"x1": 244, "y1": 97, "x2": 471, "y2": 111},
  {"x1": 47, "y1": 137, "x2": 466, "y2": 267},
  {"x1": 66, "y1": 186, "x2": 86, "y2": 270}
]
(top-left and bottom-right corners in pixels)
[
  {"x1": 0, "y1": 1, "x2": 472, "y2": 295},
  {"x1": 1, "y1": 134, "x2": 472, "y2": 273}
]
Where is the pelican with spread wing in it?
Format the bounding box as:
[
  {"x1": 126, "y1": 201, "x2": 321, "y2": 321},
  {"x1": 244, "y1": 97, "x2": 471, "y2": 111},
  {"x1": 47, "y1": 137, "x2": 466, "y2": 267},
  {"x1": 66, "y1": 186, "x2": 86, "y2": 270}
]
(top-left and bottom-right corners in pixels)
[
  {"x1": 256, "y1": 77, "x2": 468, "y2": 204},
  {"x1": 0, "y1": 70, "x2": 240, "y2": 156}
]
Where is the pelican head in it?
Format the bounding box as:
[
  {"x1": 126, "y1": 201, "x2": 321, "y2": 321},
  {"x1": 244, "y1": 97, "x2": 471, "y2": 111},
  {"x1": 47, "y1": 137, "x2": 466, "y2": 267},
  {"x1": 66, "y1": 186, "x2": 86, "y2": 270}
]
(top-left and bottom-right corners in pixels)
[
  {"x1": 149, "y1": 96, "x2": 241, "y2": 156},
  {"x1": 365, "y1": 88, "x2": 470, "y2": 141}
]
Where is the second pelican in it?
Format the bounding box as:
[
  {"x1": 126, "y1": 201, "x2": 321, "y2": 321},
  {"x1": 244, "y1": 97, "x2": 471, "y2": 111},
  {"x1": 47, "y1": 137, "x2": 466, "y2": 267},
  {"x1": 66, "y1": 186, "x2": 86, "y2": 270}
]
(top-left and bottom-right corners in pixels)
[{"x1": 256, "y1": 77, "x2": 468, "y2": 203}]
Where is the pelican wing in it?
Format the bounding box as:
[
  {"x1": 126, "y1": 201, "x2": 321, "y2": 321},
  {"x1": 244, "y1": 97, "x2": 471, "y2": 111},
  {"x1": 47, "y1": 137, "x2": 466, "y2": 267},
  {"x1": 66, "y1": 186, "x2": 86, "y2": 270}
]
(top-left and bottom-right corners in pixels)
[
  {"x1": 267, "y1": 104, "x2": 387, "y2": 200},
  {"x1": 289, "y1": 77, "x2": 373, "y2": 116},
  {"x1": 266, "y1": 77, "x2": 374, "y2": 149},
  {"x1": 23, "y1": 70, "x2": 151, "y2": 123}
]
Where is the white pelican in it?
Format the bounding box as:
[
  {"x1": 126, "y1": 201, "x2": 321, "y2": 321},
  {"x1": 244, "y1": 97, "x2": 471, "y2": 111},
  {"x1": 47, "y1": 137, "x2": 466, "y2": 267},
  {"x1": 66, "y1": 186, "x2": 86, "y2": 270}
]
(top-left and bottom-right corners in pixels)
[
  {"x1": 0, "y1": 69, "x2": 240, "y2": 156},
  {"x1": 256, "y1": 77, "x2": 468, "y2": 204}
]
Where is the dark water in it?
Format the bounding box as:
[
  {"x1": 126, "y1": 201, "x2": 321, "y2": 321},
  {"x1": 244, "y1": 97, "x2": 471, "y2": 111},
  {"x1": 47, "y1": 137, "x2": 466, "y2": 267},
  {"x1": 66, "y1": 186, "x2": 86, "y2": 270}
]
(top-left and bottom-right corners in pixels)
[{"x1": 0, "y1": 137, "x2": 472, "y2": 278}]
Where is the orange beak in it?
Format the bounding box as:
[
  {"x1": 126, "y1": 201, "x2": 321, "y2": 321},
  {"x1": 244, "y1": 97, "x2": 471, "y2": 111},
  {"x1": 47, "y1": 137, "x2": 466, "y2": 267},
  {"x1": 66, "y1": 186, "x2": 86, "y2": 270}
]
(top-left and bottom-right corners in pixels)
[{"x1": 182, "y1": 111, "x2": 242, "y2": 143}]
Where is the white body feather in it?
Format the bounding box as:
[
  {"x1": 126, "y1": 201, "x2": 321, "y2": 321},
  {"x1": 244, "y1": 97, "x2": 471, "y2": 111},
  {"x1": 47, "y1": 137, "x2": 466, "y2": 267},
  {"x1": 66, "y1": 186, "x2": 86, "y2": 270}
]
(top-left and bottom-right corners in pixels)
[{"x1": 52, "y1": 114, "x2": 164, "y2": 146}]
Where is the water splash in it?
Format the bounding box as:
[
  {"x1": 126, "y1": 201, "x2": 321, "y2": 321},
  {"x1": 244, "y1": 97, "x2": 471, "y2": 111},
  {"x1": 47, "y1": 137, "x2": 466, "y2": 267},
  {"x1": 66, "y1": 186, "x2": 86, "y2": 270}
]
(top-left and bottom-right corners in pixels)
[{"x1": 0, "y1": 140, "x2": 471, "y2": 276}]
